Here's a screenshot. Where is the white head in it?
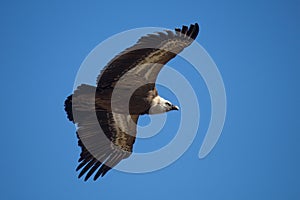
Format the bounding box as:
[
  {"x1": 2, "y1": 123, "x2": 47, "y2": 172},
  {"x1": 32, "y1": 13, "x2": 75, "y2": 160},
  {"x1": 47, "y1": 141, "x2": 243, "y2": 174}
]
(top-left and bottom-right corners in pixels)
[{"x1": 148, "y1": 96, "x2": 179, "y2": 114}]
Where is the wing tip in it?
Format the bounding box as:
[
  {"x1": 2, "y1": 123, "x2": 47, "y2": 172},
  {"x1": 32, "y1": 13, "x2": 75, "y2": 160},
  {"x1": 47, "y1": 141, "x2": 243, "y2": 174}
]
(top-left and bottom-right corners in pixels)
[
  {"x1": 191, "y1": 23, "x2": 199, "y2": 39},
  {"x1": 175, "y1": 22, "x2": 199, "y2": 40},
  {"x1": 93, "y1": 164, "x2": 111, "y2": 181}
]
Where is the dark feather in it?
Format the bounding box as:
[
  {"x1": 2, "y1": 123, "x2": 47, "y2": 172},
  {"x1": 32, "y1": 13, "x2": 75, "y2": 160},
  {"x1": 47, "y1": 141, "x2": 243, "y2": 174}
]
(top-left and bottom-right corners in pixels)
[
  {"x1": 181, "y1": 25, "x2": 188, "y2": 34},
  {"x1": 84, "y1": 162, "x2": 102, "y2": 181},
  {"x1": 76, "y1": 158, "x2": 91, "y2": 171},
  {"x1": 64, "y1": 95, "x2": 74, "y2": 122},
  {"x1": 78, "y1": 158, "x2": 97, "y2": 178},
  {"x1": 94, "y1": 164, "x2": 111, "y2": 180}
]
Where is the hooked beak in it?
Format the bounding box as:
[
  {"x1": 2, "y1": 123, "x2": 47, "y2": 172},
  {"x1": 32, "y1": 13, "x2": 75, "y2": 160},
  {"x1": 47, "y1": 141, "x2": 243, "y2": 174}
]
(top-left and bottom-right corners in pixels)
[{"x1": 171, "y1": 105, "x2": 179, "y2": 111}]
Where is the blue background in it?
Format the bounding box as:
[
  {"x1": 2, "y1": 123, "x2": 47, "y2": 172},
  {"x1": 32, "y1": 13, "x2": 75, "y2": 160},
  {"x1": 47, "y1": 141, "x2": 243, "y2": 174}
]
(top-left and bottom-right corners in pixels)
[{"x1": 1, "y1": 0, "x2": 299, "y2": 199}]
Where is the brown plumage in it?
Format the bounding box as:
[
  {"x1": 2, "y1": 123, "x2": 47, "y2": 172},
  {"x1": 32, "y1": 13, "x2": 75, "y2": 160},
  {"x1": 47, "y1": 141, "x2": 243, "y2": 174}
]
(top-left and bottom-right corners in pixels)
[{"x1": 64, "y1": 23, "x2": 199, "y2": 181}]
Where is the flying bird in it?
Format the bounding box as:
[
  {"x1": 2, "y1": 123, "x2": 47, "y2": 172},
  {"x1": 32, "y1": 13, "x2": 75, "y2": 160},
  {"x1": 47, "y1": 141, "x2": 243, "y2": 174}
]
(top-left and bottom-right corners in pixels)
[{"x1": 64, "y1": 23, "x2": 199, "y2": 181}]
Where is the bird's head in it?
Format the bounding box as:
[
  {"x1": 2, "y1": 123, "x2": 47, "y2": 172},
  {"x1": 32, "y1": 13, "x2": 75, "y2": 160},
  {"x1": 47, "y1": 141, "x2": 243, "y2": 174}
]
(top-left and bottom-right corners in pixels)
[{"x1": 148, "y1": 96, "x2": 179, "y2": 114}]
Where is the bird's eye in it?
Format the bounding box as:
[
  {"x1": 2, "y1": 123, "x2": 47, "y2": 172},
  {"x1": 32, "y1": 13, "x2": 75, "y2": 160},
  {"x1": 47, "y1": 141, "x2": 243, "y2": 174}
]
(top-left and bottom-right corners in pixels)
[{"x1": 166, "y1": 102, "x2": 171, "y2": 106}]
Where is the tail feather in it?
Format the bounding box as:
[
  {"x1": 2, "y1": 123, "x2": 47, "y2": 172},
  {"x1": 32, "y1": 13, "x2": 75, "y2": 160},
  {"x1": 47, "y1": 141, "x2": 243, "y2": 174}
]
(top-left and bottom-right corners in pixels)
[
  {"x1": 64, "y1": 84, "x2": 99, "y2": 123},
  {"x1": 64, "y1": 95, "x2": 74, "y2": 122}
]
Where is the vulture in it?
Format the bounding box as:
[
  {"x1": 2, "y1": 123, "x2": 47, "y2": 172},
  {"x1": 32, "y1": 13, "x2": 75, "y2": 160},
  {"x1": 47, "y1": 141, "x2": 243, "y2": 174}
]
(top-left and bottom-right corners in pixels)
[{"x1": 64, "y1": 23, "x2": 199, "y2": 181}]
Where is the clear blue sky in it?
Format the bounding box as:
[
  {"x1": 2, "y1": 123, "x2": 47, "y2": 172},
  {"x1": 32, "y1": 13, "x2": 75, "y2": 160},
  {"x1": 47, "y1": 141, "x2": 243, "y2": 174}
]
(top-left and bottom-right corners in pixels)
[{"x1": 1, "y1": 0, "x2": 299, "y2": 199}]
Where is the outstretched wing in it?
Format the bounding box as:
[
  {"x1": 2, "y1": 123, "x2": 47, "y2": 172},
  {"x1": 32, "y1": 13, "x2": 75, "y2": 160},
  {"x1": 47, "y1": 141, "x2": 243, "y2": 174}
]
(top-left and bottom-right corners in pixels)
[
  {"x1": 65, "y1": 84, "x2": 139, "y2": 181},
  {"x1": 97, "y1": 23, "x2": 199, "y2": 91}
]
